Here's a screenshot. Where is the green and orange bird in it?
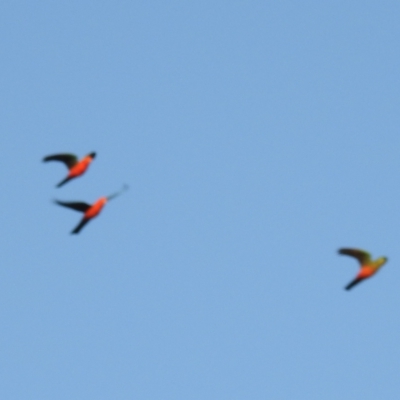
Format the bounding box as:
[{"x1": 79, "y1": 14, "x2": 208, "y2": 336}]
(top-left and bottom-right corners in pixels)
[
  {"x1": 54, "y1": 185, "x2": 128, "y2": 234},
  {"x1": 338, "y1": 248, "x2": 388, "y2": 290},
  {"x1": 43, "y1": 152, "x2": 96, "y2": 187}
]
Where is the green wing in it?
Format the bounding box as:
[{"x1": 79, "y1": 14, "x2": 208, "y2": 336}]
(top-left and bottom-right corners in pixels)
[
  {"x1": 338, "y1": 248, "x2": 371, "y2": 265},
  {"x1": 43, "y1": 153, "x2": 78, "y2": 168}
]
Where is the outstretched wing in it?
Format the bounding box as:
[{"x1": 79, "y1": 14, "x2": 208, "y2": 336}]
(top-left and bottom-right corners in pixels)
[
  {"x1": 43, "y1": 153, "x2": 78, "y2": 168},
  {"x1": 71, "y1": 218, "x2": 90, "y2": 234},
  {"x1": 338, "y1": 248, "x2": 371, "y2": 265},
  {"x1": 54, "y1": 200, "x2": 91, "y2": 212},
  {"x1": 345, "y1": 277, "x2": 363, "y2": 290}
]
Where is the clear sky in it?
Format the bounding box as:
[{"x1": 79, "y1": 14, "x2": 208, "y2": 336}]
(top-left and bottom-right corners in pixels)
[{"x1": 1, "y1": 1, "x2": 400, "y2": 399}]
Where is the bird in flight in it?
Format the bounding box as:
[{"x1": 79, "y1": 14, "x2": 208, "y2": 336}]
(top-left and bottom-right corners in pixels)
[
  {"x1": 43, "y1": 152, "x2": 96, "y2": 187},
  {"x1": 54, "y1": 185, "x2": 128, "y2": 234},
  {"x1": 338, "y1": 248, "x2": 388, "y2": 290}
]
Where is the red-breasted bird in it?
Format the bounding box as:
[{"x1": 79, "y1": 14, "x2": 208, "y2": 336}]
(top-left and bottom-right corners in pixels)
[
  {"x1": 54, "y1": 185, "x2": 128, "y2": 234},
  {"x1": 338, "y1": 248, "x2": 388, "y2": 290},
  {"x1": 43, "y1": 152, "x2": 96, "y2": 187}
]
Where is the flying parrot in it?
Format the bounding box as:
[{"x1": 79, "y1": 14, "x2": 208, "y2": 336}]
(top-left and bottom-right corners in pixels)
[
  {"x1": 43, "y1": 152, "x2": 96, "y2": 187},
  {"x1": 54, "y1": 185, "x2": 128, "y2": 234},
  {"x1": 338, "y1": 248, "x2": 388, "y2": 290}
]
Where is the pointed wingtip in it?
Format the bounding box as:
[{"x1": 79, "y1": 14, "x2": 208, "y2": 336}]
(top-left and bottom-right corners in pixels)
[
  {"x1": 344, "y1": 278, "x2": 362, "y2": 291},
  {"x1": 42, "y1": 155, "x2": 52, "y2": 162},
  {"x1": 56, "y1": 177, "x2": 71, "y2": 187}
]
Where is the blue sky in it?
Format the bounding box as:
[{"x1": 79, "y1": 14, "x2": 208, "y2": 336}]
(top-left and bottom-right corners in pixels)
[{"x1": 1, "y1": 1, "x2": 400, "y2": 398}]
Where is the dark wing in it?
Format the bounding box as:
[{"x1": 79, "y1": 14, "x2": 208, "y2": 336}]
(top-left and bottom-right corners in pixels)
[
  {"x1": 56, "y1": 176, "x2": 73, "y2": 188},
  {"x1": 43, "y1": 153, "x2": 78, "y2": 168},
  {"x1": 345, "y1": 277, "x2": 363, "y2": 290},
  {"x1": 71, "y1": 218, "x2": 90, "y2": 234},
  {"x1": 338, "y1": 248, "x2": 371, "y2": 265},
  {"x1": 54, "y1": 200, "x2": 91, "y2": 212}
]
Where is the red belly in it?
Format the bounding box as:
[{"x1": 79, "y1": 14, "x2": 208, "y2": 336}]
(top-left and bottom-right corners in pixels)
[{"x1": 358, "y1": 266, "x2": 375, "y2": 279}]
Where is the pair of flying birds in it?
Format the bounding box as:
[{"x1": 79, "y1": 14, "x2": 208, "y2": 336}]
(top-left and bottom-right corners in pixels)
[{"x1": 43, "y1": 152, "x2": 127, "y2": 234}]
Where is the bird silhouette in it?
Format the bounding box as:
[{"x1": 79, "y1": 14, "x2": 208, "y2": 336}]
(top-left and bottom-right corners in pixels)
[
  {"x1": 54, "y1": 185, "x2": 128, "y2": 234},
  {"x1": 43, "y1": 152, "x2": 96, "y2": 187},
  {"x1": 338, "y1": 248, "x2": 388, "y2": 290}
]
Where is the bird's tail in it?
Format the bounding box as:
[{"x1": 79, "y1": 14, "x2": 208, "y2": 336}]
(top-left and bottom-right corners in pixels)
[
  {"x1": 345, "y1": 277, "x2": 363, "y2": 290},
  {"x1": 71, "y1": 218, "x2": 90, "y2": 234},
  {"x1": 107, "y1": 184, "x2": 129, "y2": 201},
  {"x1": 57, "y1": 176, "x2": 72, "y2": 188}
]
